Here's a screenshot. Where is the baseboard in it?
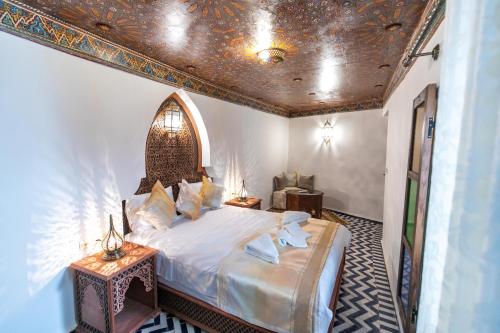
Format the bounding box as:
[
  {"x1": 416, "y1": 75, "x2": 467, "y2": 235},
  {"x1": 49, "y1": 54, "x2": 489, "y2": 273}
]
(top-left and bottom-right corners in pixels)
[{"x1": 382, "y1": 246, "x2": 404, "y2": 332}]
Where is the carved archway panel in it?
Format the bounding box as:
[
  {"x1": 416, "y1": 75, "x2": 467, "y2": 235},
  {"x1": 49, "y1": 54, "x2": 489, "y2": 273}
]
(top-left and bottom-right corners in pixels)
[{"x1": 136, "y1": 92, "x2": 205, "y2": 197}]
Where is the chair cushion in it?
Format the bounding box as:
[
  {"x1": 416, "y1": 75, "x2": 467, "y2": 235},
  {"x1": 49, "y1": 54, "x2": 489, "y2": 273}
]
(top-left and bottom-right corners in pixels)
[
  {"x1": 298, "y1": 174, "x2": 314, "y2": 191},
  {"x1": 283, "y1": 172, "x2": 298, "y2": 187},
  {"x1": 274, "y1": 175, "x2": 286, "y2": 191}
]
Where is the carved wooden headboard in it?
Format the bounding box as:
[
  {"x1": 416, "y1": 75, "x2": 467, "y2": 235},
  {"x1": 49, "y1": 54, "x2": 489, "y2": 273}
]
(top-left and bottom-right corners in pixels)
[{"x1": 123, "y1": 92, "x2": 206, "y2": 235}]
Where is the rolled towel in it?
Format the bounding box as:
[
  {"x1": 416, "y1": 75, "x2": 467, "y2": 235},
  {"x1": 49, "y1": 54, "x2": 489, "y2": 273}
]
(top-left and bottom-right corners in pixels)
[
  {"x1": 245, "y1": 233, "x2": 280, "y2": 264},
  {"x1": 277, "y1": 228, "x2": 308, "y2": 248},
  {"x1": 285, "y1": 222, "x2": 312, "y2": 239},
  {"x1": 282, "y1": 211, "x2": 311, "y2": 225}
]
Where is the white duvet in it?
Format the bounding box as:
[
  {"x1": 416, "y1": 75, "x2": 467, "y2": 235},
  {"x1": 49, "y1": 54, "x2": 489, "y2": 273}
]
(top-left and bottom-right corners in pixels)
[{"x1": 126, "y1": 205, "x2": 351, "y2": 333}]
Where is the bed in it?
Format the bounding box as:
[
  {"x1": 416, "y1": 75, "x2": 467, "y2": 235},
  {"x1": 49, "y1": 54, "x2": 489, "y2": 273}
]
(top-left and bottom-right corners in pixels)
[{"x1": 121, "y1": 92, "x2": 351, "y2": 333}]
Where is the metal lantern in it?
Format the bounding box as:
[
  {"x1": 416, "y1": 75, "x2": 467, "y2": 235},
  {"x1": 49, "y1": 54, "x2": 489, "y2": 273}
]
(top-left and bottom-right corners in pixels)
[
  {"x1": 101, "y1": 214, "x2": 126, "y2": 261},
  {"x1": 164, "y1": 106, "x2": 183, "y2": 133},
  {"x1": 239, "y1": 180, "x2": 248, "y2": 202}
]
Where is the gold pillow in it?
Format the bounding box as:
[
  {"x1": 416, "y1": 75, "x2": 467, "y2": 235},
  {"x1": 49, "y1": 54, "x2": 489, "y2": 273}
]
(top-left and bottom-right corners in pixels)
[
  {"x1": 200, "y1": 176, "x2": 224, "y2": 208},
  {"x1": 176, "y1": 179, "x2": 203, "y2": 220},
  {"x1": 136, "y1": 180, "x2": 176, "y2": 230}
]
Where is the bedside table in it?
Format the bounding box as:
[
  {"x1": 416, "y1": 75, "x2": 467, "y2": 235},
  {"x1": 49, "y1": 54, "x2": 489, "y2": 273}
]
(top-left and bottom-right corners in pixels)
[
  {"x1": 225, "y1": 196, "x2": 262, "y2": 210},
  {"x1": 71, "y1": 242, "x2": 159, "y2": 333}
]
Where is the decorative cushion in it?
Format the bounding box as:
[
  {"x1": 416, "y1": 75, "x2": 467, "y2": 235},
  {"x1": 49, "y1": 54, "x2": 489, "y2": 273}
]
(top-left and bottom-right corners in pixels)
[
  {"x1": 283, "y1": 172, "x2": 298, "y2": 187},
  {"x1": 136, "y1": 180, "x2": 176, "y2": 230},
  {"x1": 176, "y1": 179, "x2": 203, "y2": 220},
  {"x1": 298, "y1": 174, "x2": 314, "y2": 191},
  {"x1": 200, "y1": 176, "x2": 224, "y2": 209},
  {"x1": 273, "y1": 175, "x2": 286, "y2": 191}
]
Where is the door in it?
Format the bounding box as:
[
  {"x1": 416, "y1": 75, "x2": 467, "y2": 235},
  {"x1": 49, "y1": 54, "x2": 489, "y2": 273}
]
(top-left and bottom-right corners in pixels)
[{"x1": 397, "y1": 84, "x2": 438, "y2": 333}]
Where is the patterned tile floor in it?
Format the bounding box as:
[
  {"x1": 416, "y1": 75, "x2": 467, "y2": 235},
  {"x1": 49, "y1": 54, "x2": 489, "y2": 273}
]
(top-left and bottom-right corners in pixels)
[{"x1": 137, "y1": 213, "x2": 400, "y2": 333}]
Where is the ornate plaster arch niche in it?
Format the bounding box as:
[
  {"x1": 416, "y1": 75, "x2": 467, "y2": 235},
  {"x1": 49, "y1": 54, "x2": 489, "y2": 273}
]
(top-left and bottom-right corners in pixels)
[{"x1": 135, "y1": 90, "x2": 210, "y2": 196}]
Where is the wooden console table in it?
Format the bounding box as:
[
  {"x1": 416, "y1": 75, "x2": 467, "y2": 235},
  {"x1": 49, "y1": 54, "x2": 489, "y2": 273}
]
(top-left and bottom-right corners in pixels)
[{"x1": 286, "y1": 189, "x2": 324, "y2": 218}]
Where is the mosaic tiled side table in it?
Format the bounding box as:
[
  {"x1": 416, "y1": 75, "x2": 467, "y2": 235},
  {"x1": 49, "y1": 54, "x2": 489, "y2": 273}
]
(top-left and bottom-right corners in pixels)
[{"x1": 71, "y1": 242, "x2": 159, "y2": 333}]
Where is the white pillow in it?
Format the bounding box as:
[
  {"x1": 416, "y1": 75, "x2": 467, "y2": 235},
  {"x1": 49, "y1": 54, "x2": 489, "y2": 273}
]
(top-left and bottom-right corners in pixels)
[
  {"x1": 177, "y1": 179, "x2": 211, "y2": 195},
  {"x1": 282, "y1": 211, "x2": 311, "y2": 225},
  {"x1": 176, "y1": 179, "x2": 203, "y2": 220}
]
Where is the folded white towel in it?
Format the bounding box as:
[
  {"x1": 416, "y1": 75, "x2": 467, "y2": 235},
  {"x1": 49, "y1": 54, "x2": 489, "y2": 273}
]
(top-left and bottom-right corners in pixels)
[
  {"x1": 282, "y1": 211, "x2": 311, "y2": 225},
  {"x1": 245, "y1": 233, "x2": 280, "y2": 264},
  {"x1": 277, "y1": 228, "x2": 308, "y2": 248},
  {"x1": 285, "y1": 222, "x2": 312, "y2": 239}
]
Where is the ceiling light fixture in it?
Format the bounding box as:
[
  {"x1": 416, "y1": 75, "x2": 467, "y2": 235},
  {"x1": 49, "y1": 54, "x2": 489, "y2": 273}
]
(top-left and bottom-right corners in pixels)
[
  {"x1": 385, "y1": 22, "x2": 402, "y2": 31},
  {"x1": 95, "y1": 22, "x2": 112, "y2": 32},
  {"x1": 256, "y1": 48, "x2": 286, "y2": 64},
  {"x1": 293, "y1": 77, "x2": 303, "y2": 82}
]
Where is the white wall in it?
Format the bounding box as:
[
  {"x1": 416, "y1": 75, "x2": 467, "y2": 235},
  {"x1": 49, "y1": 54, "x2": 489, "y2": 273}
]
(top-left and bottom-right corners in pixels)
[
  {"x1": 0, "y1": 32, "x2": 288, "y2": 332},
  {"x1": 418, "y1": 1, "x2": 500, "y2": 331},
  {"x1": 288, "y1": 110, "x2": 387, "y2": 221},
  {"x1": 381, "y1": 22, "x2": 444, "y2": 305}
]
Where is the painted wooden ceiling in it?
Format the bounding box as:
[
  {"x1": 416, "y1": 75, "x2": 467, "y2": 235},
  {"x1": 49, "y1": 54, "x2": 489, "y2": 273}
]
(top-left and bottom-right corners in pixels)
[{"x1": 19, "y1": 0, "x2": 428, "y2": 114}]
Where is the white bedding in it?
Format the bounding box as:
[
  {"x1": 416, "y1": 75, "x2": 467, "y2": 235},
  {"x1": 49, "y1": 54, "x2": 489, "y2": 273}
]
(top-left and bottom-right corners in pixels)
[{"x1": 126, "y1": 205, "x2": 351, "y2": 333}]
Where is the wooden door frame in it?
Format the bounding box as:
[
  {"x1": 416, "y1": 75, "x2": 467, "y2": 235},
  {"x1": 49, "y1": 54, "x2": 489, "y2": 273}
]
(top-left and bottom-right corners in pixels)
[{"x1": 396, "y1": 84, "x2": 438, "y2": 333}]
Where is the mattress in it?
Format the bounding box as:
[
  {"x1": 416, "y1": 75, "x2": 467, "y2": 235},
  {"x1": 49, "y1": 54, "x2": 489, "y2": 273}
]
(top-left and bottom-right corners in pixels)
[{"x1": 126, "y1": 205, "x2": 351, "y2": 332}]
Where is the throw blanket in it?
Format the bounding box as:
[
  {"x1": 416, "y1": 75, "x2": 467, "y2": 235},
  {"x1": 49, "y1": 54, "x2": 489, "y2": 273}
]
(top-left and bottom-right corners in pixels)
[{"x1": 217, "y1": 218, "x2": 339, "y2": 333}]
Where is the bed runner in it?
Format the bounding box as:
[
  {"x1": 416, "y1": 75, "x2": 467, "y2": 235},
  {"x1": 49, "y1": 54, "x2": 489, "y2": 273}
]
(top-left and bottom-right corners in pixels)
[{"x1": 217, "y1": 218, "x2": 338, "y2": 333}]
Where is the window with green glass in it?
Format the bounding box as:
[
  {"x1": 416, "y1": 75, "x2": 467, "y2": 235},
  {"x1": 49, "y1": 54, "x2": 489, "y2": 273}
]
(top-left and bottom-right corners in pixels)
[{"x1": 405, "y1": 179, "x2": 418, "y2": 246}]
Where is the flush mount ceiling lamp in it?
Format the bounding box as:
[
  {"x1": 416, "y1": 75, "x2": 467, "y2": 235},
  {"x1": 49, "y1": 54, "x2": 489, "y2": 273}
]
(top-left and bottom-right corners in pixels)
[
  {"x1": 164, "y1": 107, "x2": 183, "y2": 133},
  {"x1": 95, "y1": 22, "x2": 112, "y2": 32},
  {"x1": 322, "y1": 120, "x2": 334, "y2": 144},
  {"x1": 256, "y1": 47, "x2": 286, "y2": 64},
  {"x1": 403, "y1": 44, "x2": 440, "y2": 68},
  {"x1": 384, "y1": 22, "x2": 402, "y2": 31}
]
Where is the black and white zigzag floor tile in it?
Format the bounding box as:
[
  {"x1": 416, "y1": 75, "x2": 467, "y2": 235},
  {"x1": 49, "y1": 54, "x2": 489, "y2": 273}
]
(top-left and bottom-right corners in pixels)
[
  {"x1": 333, "y1": 213, "x2": 399, "y2": 333},
  {"x1": 137, "y1": 214, "x2": 400, "y2": 333}
]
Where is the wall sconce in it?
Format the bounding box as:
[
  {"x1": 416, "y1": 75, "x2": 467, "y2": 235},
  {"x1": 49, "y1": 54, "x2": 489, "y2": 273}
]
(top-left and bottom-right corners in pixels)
[
  {"x1": 402, "y1": 44, "x2": 440, "y2": 68},
  {"x1": 239, "y1": 180, "x2": 248, "y2": 202},
  {"x1": 322, "y1": 120, "x2": 333, "y2": 144},
  {"x1": 164, "y1": 107, "x2": 183, "y2": 133}
]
